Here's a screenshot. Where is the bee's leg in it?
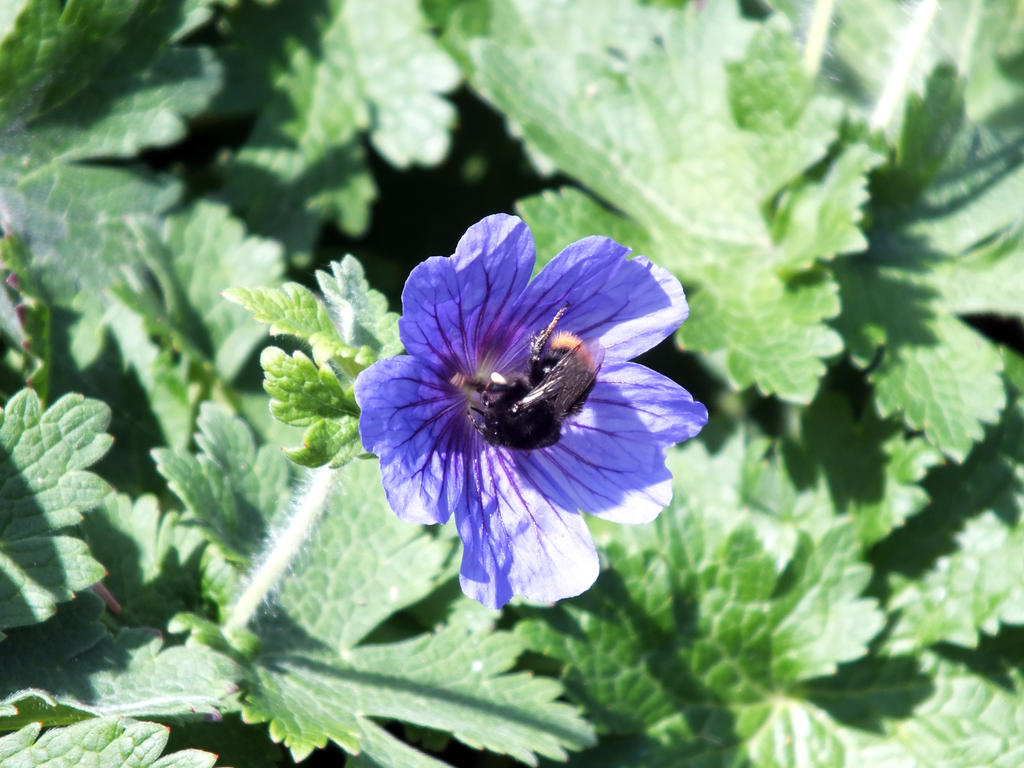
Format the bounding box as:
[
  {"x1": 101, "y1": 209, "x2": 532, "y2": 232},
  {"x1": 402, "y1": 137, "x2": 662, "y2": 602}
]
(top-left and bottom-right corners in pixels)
[{"x1": 528, "y1": 304, "x2": 569, "y2": 365}]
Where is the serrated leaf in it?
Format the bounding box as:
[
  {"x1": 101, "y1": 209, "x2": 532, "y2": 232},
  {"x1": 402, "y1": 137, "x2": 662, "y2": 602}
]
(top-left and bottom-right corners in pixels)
[
  {"x1": 316, "y1": 256, "x2": 403, "y2": 369},
  {"x1": 223, "y1": 284, "x2": 346, "y2": 365},
  {"x1": 835, "y1": 259, "x2": 1006, "y2": 461},
  {"x1": 890, "y1": 511, "x2": 1024, "y2": 650},
  {"x1": 153, "y1": 403, "x2": 290, "y2": 571},
  {"x1": 924, "y1": 227, "x2": 1024, "y2": 318},
  {"x1": 0, "y1": 0, "x2": 222, "y2": 310},
  {"x1": 871, "y1": 312, "x2": 1005, "y2": 460},
  {"x1": 516, "y1": 441, "x2": 884, "y2": 766},
  {"x1": 680, "y1": 261, "x2": 843, "y2": 402},
  {"x1": 221, "y1": 0, "x2": 459, "y2": 253},
  {"x1": 0, "y1": 390, "x2": 112, "y2": 634},
  {"x1": 79, "y1": 494, "x2": 206, "y2": 630},
  {"x1": 99, "y1": 202, "x2": 285, "y2": 449},
  {"x1": 772, "y1": 142, "x2": 883, "y2": 269},
  {"x1": 235, "y1": 457, "x2": 592, "y2": 764},
  {"x1": 229, "y1": 255, "x2": 400, "y2": 466},
  {"x1": 228, "y1": 255, "x2": 401, "y2": 378},
  {"x1": 0, "y1": 718, "x2": 218, "y2": 768},
  {"x1": 889, "y1": 65, "x2": 1024, "y2": 257},
  {"x1": 0, "y1": 592, "x2": 240, "y2": 727},
  {"x1": 782, "y1": 393, "x2": 943, "y2": 546},
  {"x1": 260, "y1": 348, "x2": 361, "y2": 468},
  {"x1": 883, "y1": 383, "x2": 1024, "y2": 651},
  {"x1": 473, "y1": 2, "x2": 850, "y2": 401},
  {"x1": 251, "y1": 624, "x2": 595, "y2": 765},
  {"x1": 808, "y1": 653, "x2": 1024, "y2": 768},
  {"x1": 261, "y1": 349, "x2": 355, "y2": 426}
]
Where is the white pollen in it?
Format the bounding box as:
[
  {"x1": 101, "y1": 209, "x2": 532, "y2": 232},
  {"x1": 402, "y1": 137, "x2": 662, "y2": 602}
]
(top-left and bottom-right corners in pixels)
[{"x1": 490, "y1": 371, "x2": 508, "y2": 385}]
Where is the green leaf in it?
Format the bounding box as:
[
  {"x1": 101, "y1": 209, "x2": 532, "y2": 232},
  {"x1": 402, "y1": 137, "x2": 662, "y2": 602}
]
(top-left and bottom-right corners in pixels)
[
  {"x1": 98, "y1": 297, "x2": 195, "y2": 452},
  {"x1": 813, "y1": 0, "x2": 1024, "y2": 130},
  {"x1": 473, "y1": 2, "x2": 850, "y2": 401},
  {"x1": 316, "y1": 256, "x2": 403, "y2": 370},
  {"x1": 347, "y1": 719, "x2": 452, "y2": 768},
  {"x1": 232, "y1": 457, "x2": 592, "y2": 764},
  {"x1": 888, "y1": 65, "x2": 1024, "y2": 258},
  {"x1": 226, "y1": 255, "x2": 400, "y2": 376},
  {"x1": 260, "y1": 348, "x2": 361, "y2": 468},
  {"x1": 830, "y1": 65, "x2": 1019, "y2": 461},
  {"x1": 252, "y1": 625, "x2": 595, "y2": 765},
  {"x1": 0, "y1": 390, "x2": 111, "y2": 635},
  {"x1": 871, "y1": 312, "x2": 1004, "y2": 461},
  {"x1": 153, "y1": 403, "x2": 290, "y2": 571},
  {"x1": 884, "y1": 380, "x2": 1024, "y2": 651},
  {"x1": 0, "y1": 592, "x2": 240, "y2": 727},
  {"x1": 516, "y1": 442, "x2": 883, "y2": 766},
  {"x1": 221, "y1": 0, "x2": 459, "y2": 253},
  {"x1": 924, "y1": 227, "x2": 1024, "y2": 318},
  {"x1": 782, "y1": 392, "x2": 943, "y2": 546},
  {"x1": 228, "y1": 255, "x2": 400, "y2": 467},
  {"x1": 152, "y1": 201, "x2": 285, "y2": 383},
  {"x1": 252, "y1": 459, "x2": 454, "y2": 653},
  {"x1": 772, "y1": 142, "x2": 884, "y2": 269},
  {"x1": 223, "y1": 283, "x2": 346, "y2": 366},
  {"x1": 0, "y1": 233, "x2": 51, "y2": 402},
  {"x1": 807, "y1": 653, "x2": 1024, "y2": 768},
  {"x1": 835, "y1": 259, "x2": 1006, "y2": 461},
  {"x1": 680, "y1": 261, "x2": 842, "y2": 402},
  {"x1": 0, "y1": 0, "x2": 222, "y2": 310},
  {"x1": 100, "y1": 202, "x2": 285, "y2": 450},
  {"x1": 0, "y1": 718, "x2": 218, "y2": 768},
  {"x1": 79, "y1": 494, "x2": 207, "y2": 630},
  {"x1": 516, "y1": 187, "x2": 653, "y2": 273}
]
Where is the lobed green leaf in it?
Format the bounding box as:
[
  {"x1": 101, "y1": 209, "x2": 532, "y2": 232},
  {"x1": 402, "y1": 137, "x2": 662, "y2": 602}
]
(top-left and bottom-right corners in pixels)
[
  {"x1": 471, "y1": 1, "x2": 856, "y2": 402},
  {"x1": 260, "y1": 348, "x2": 361, "y2": 468},
  {"x1": 220, "y1": 0, "x2": 459, "y2": 254},
  {"x1": 0, "y1": 390, "x2": 111, "y2": 635},
  {"x1": 0, "y1": 717, "x2": 218, "y2": 768},
  {"x1": 0, "y1": 592, "x2": 240, "y2": 729}
]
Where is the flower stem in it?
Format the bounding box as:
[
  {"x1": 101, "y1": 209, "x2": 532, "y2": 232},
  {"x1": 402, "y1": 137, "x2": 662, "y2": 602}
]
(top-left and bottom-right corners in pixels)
[
  {"x1": 224, "y1": 466, "x2": 336, "y2": 632},
  {"x1": 870, "y1": 0, "x2": 938, "y2": 131},
  {"x1": 802, "y1": 0, "x2": 835, "y2": 78}
]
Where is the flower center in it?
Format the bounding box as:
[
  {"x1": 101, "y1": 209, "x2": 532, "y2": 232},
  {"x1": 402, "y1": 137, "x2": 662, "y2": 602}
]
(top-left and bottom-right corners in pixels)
[{"x1": 459, "y1": 308, "x2": 598, "y2": 450}]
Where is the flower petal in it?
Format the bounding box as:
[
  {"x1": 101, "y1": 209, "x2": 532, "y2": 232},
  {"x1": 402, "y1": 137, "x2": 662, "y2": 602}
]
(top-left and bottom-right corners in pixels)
[
  {"x1": 456, "y1": 444, "x2": 600, "y2": 609},
  {"x1": 521, "y1": 362, "x2": 708, "y2": 524},
  {"x1": 354, "y1": 355, "x2": 469, "y2": 525},
  {"x1": 399, "y1": 214, "x2": 535, "y2": 374},
  {"x1": 515, "y1": 236, "x2": 688, "y2": 362}
]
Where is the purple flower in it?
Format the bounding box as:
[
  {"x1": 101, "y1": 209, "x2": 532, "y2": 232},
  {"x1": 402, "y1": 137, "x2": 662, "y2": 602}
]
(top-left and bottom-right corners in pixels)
[{"x1": 354, "y1": 214, "x2": 707, "y2": 608}]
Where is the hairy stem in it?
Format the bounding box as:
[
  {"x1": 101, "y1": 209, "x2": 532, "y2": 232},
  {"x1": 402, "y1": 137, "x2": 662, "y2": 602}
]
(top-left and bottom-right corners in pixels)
[
  {"x1": 802, "y1": 0, "x2": 835, "y2": 77},
  {"x1": 870, "y1": 0, "x2": 938, "y2": 131},
  {"x1": 224, "y1": 466, "x2": 336, "y2": 632}
]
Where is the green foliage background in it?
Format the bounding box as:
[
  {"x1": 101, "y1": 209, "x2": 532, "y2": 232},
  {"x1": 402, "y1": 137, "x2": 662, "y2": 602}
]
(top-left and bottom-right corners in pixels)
[{"x1": 2, "y1": 0, "x2": 1024, "y2": 765}]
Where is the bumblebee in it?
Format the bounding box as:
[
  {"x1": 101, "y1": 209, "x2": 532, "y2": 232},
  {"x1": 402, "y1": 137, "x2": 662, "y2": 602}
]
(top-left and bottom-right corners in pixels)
[{"x1": 473, "y1": 307, "x2": 601, "y2": 450}]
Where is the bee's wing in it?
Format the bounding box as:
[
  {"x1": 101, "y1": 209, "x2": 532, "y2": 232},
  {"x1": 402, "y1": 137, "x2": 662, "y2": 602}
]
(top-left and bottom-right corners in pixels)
[{"x1": 515, "y1": 339, "x2": 603, "y2": 416}]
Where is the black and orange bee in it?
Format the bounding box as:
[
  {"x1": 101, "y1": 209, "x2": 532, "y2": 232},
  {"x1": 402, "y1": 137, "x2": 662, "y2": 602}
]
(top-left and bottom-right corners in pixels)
[{"x1": 474, "y1": 307, "x2": 602, "y2": 450}]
